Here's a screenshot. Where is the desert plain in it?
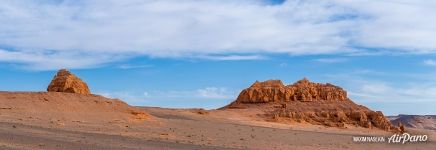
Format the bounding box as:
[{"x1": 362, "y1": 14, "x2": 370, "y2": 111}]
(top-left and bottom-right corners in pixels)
[
  {"x1": 0, "y1": 92, "x2": 434, "y2": 150},
  {"x1": 0, "y1": 70, "x2": 435, "y2": 150}
]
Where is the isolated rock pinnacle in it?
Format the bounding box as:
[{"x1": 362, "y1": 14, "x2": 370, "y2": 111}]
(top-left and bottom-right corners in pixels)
[{"x1": 47, "y1": 69, "x2": 91, "y2": 94}]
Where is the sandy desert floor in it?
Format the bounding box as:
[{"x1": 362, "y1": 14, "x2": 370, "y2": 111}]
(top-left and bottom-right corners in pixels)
[{"x1": 0, "y1": 92, "x2": 435, "y2": 150}]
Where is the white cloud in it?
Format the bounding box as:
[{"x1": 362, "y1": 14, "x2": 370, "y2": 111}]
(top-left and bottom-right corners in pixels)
[
  {"x1": 0, "y1": 0, "x2": 348, "y2": 54},
  {"x1": 423, "y1": 59, "x2": 436, "y2": 66},
  {"x1": 0, "y1": 49, "x2": 128, "y2": 70},
  {"x1": 143, "y1": 92, "x2": 149, "y2": 97},
  {"x1": 314, "y1": 58, "x2": 348, "y2": 63},
  {"x1": 349, "y1": 81, "x2": 436, "y2": 103},
  {"x1": 97, "y1": 87, "x2": 234, "y2": 104},
  {"x1": 359, "y1": 82, "x2": 390, "y2": 94},
  {"x1": 1, "y1": 0, "x2": 436, "y2": 70},
  {"x1": 117, "y1": 64, "x2": 153, "y2": 69},
  {"x1": 279, "y1": 62, "x2": 288, "y2": 67},
  {"x1": 150, "y1": 87, "x2": 233, "y2": 99},
  {"x1": 97, "y1": 91, "x2": 147, "y2": 103},
  {"x1": 196, "y1": 87, "x2": 231, "y2": 99},
  {"x1": 324, "y1": 70, "x2": 436, "y2": 103},
  {"x1": 196, "y1": 55, "x2": 267, "y2": 61},
  {"x1": 334, "y1": 0, "x2": 436, "y2": 52}
]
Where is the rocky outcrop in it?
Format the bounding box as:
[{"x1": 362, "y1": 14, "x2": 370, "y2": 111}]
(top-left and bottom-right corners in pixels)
[
  {"x1": 47, "y1": 69, "x2": 91, "y2": 94},
  {"x1": 398, "y1": 122, "x2": 405, "y2": 133},
  {"x1": 235, "y1": 78, "x2": 348, "y2": 103},
  {"x1": 225, "y1": 78, "x2": 399, "y2": 131},
  {"x1": 269, "y1": 108, "x2": 395, "y2": 130}
]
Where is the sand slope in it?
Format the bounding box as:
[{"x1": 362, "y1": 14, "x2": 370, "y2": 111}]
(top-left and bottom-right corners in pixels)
[{"x1": 0, "y1": 92, "x2": 148, "y2": 130}]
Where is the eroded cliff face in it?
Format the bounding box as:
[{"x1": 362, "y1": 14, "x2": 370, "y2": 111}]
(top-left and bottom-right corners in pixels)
[
  {"x1": 47, "y1": 69, "x2": 91, "y2": 94},
  {"x1": 235, "y1": 78, "x2": 348, "y2": 103},
  {"x1": 225, "y1": 78, "x2": 399, "y2": 131}
]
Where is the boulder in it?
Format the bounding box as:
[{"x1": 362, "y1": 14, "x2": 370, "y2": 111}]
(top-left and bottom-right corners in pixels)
[{"x1": 47, "y1": 69, "x2": 91, "y2": 94}]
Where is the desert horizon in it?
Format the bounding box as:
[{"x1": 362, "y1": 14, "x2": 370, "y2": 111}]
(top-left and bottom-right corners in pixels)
[
  {"x1": 1, "y1": 0, "x2": 436, "y2": 149},
  {"x1": 0, "y1": 69, "x2": 434, "y2": 149}
]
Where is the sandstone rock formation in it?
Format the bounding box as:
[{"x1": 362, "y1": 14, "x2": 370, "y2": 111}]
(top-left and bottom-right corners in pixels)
[
  {"x1": 398, "y1": 122, "x2": 405, "y2": 133},
  {"x1": 47, "y1": 69, "x2": 91, "y2": 94},
  {"x1": 225, "y1": 78, "x2": 399, "y2": 131},
  {"x1": 235, "y1": 78, "x2": 348, "y2": 103}
]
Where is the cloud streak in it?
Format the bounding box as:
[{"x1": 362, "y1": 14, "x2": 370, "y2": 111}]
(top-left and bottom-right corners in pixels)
[
  {"x1": 423, "y1": 59, "x2": 436, "y2": 66},
  {"x1": 314, "y1": 58, "x2": 348, "y2": 63},
  {"x1": 0, "y1": 49, "x2": 128, "y2": 70},
  {"x1": 97, "y1": 87, "x2": 235, "y2": 105},
  {"x1": 349, "y1": 81, "x2": 436, "y2": 103},
  {"x1": 1, "y1": 0, "x2": 436, "y2": 70},
  {"x1": 325, "y1": 69, "x2": 436, "y2": 103}
]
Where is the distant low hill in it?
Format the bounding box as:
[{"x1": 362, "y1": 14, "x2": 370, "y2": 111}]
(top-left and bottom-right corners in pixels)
[{"x1": 388, "y1": 115, "x2": 436, "y2": 130}]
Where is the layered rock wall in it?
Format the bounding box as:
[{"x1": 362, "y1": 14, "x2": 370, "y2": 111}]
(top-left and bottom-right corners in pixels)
[
  {"x1": 227, "y1": 78, "x2": 398, "y2": 131},
  {"x1": 236, "y1": 78, "x2": 348, "y2": 103}
]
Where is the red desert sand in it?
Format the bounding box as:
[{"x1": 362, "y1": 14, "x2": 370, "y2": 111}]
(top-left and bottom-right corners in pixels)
[{"x1": 0, "y1": 70, "x2": 434, "y2": 150}]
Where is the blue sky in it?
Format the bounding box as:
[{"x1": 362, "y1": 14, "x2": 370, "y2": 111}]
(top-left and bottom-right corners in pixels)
[{"x1": 1, "y1": 0, "x2": 436, "y2": 115}]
